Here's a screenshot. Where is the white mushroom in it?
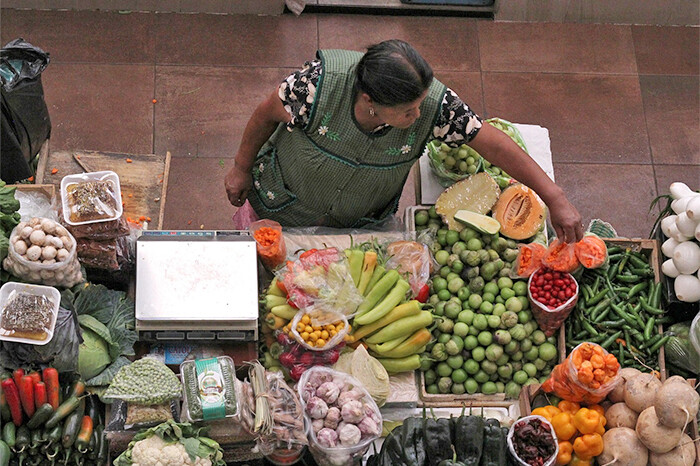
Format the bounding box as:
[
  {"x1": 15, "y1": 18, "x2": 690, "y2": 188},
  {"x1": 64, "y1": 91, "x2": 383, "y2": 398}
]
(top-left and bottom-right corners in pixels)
[
  {"x1": 39, "y1": 269, "x2": 54, "y2": 280},
  {"x1": 28, "y1": 217, "x2": 40, "y2": 227},
  {"x1": 26, "y1": 245, "x2": 42, "y2": 261},
  {"x1": 16, "y1": 221, "x2": 27, "y2": 231},
  {"x1": 41, "y1": 246, "x2": 57, "y2": 260},
  {"x1": 55, "y1": 226, "x2": 68, "y2": 237},
  {"x1": 29, "y1": 230, "x2": 46, "y2": 246},
  {"x1": 55, "y1": 248, "x2": 70, "y2": 262},
  {"x1": 29, "y1": 271, "x2": 42, "y2": 282},
  {"x1": 40, "y1": 218, "x2": 57, "y2": 235},
  {"x1": 13, "y1": 240, "x2": 28, "y2": 255},
  {"x1": 60, "y1": 236, "x2": 73, "y2": 250},
  {"x1": 20, "y1": 226, "x2": 34, "y2": 239},
  {"x1": 50, "y1": 236, "x2": 63, "y2": 249}
]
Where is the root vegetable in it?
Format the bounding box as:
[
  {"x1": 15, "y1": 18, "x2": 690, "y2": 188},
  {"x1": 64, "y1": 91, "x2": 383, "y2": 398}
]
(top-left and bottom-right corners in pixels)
[
  {"x1": 597, "y1": 427, "x2": 648, "y2": 466},
  {"x1": 649, "y1": 433, "x2": 696, "y2": 466},
  {"x1": 605, "y1": 403, "x2": 639, "y2": 429},
  {"x1": 608, "y1": 368, "x2": 642, "y2": 403},
  {"x1": 653, "y1": 378, "x2": 699, "y2": 429},
  {"x1": 635, "y1": 406, "x2": 683, "y2": 454},
  {"x1": 624, "y1": 372, "x2": 662, "y2": 413}
]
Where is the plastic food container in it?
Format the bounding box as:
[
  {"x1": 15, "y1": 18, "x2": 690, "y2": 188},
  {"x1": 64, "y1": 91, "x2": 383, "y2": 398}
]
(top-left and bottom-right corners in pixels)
[
  {"x1": 298, "y1": 367, "x2": 382, "y2": 466},
  {"x1": 507, "y1": 415, "x2": 559, "y2": 466},
  {"x1": 180, "y1": 356, "x2": 239, "y2": 422},
  {"x1": 0, "y1": 282, "x2": 60, "y2": 345},
  {"x1": 528, "y1": 268, "x2": 579, "y2": 337},
  {"x1": 60, "y1": 171, "x2": 122, "y2": 226}
]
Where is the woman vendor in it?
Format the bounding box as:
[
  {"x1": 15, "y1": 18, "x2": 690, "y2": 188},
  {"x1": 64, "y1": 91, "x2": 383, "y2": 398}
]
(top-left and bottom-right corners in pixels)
[{"x1": 224, "y1": 39, "x2": 583, "y2": 243}]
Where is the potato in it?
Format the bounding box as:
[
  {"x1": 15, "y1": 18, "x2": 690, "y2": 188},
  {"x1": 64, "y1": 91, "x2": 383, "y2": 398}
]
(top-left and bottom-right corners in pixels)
[
  {"x1": 649, "y1": 433, "x2": 696, "y2": 466},
  {"x1": 597, "y1": 427, "x2": 648, "y2": 466},
  {"x1": 606, "y1": 402, "x2": 639, "y2": 429},
  {"x1": 654, "y1": 378, "x2": 700, "y2": 429},
  {"x1": 635, "y1": 406, "x2": 683, "y2": 454},
  {"x1": 608, "y1": 367, "x2": 642, "y2": 403},
  {"x1": 624, "y1": 372, "x2": 662, "y2": 412}
]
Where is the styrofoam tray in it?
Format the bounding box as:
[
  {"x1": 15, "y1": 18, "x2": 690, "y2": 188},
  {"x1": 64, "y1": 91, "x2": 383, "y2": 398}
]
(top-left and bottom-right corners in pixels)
[
  {"x1": 60, "y1": 170, "x2": 122, "y2": 226},
  {"x1": 0, "y1": 282, "x2": 60, "y2": 345}
]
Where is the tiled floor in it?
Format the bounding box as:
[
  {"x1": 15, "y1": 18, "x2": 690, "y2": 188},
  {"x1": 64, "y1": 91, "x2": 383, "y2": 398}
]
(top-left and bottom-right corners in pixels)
[{"x1": 2, "y1": 9, "x2": 698, "y2": 238}]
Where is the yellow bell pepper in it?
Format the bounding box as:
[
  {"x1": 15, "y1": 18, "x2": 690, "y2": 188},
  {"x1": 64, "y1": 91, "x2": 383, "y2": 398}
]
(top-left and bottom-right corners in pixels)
[
  {"x1": 595, "y1": 415, "x2": 605, "y2": 435},
  {"x1": 558, "y1": 400, "x2": 581, "y2": 414},
  {"x1": 532, "y1": 405, "x2": 562, "y2": 422},
  {"x1": 568, "y1": 453, "x2": 593, "y2": 466},
  {"x1": 551, "y1": 412, "x2": 577, "y2": 441},
  {"x1": 588, "y1": 404, "x2": 605, "y2": 418},
  {"x1": 555, "y1": 440, "x2": 573, "y2": 466},
  {"x1": 572, "y1": 408, "x2": 600, "y2": 435},
  {"x1": 573, "y1": 433, "x2": 604, "y2": 460}
]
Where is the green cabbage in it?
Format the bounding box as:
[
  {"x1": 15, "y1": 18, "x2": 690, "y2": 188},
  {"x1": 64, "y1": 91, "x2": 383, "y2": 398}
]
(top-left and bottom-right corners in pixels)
[{"x1": 78, "y1": 314, "x2": 118, "y2": 380}]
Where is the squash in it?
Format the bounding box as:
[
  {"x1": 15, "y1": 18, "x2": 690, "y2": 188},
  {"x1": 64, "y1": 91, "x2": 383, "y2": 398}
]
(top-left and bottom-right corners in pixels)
[
  {"x1": 454, "y1": 210, "x2": 501, "y2": 235},
  {"x1": 434, "y1": 172, "x2": 500, "y2": 231},
  {"x1": 491, "y1": 183, "x2": 546, "y2": 240}
]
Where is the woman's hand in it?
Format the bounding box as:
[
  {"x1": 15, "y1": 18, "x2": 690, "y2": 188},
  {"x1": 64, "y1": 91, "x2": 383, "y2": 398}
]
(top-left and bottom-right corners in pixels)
[
  {"x1": 224, "y1": 162, "x2": 252, "y2": 207},
  {"x1": 548, "y1": 195, "x2": 584, "y2": 244}
]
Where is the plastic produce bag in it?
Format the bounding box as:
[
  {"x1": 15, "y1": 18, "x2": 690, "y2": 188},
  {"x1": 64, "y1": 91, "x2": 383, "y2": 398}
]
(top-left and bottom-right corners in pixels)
[
  {"x1": 573, "y1": 233, "x2": 608, "y2": 269},
  {"x1": 0, "y1": 38, "x2": 51, "y2": 184},
  {"x1": 528, "y1": 268, "x2": 579, "y2": 337},
  {"x1": 541, "y1": 342, "x2": 621, "y2": 404},
  {"x1": 663, "y1": 320, "x2": 700, "y2": 375},
  {"x1": 276, "y1": 247, "x2": 363, "y2": 323},
  {"x1": 103, "y1": 357, "x2": 182, "y2": 405},
  {"x1": 507, "y1": 415, "x2": 559, "y2": 466},
  {"x1": 542, "y1": 239, "x2": 580, "y2": 273},
  {"x1": 514, "y1": 242, "x2": 547, "y2": 278},
  {"x1": 385, "y1": 240, "x2": 433, "y2": 297},
  {"x1": 250, "y1": 219, "x2": 287, "y2": 270},
  {"x1": 290, "y1": 311, "x2": 348, "y2": 352}
]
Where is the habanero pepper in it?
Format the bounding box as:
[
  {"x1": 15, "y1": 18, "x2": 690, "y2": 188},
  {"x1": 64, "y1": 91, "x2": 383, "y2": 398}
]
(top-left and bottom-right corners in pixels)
[
  {"x1": 550, "y1": 412, "x2": 576, "y2": 441},
  {"x1": 557, "y1": 400, "x2": 580, "y2": 415},
  {"x1": 555, "y1": 440, "x2": 573, "y2": 466},
  {"x1": 573, "y1": 433, "x2": 604, "y2": 460},
  {"x1": 531, "y1": 405, "x2": 561, "y2": 422},
  {"x1": 572, "y1": 408, "x2": 600, "y2": 435}
]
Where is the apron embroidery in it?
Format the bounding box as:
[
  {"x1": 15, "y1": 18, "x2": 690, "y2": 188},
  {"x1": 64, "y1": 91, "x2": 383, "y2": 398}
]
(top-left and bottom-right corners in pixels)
[
  {"x1": 317, "y1": 112, "x2": 341, "y2": 141},
  {"x1": 385, "y1": 131, "x2": 417, "y2": 156}
]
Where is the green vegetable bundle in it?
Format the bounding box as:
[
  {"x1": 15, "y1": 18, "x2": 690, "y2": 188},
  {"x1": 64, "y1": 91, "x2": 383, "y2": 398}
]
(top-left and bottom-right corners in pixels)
[
  {"x1": 0, "y1": 181, "x2": 21, "y2": 269},
  {"x1": 104, "y1": 357, "x2": 182, "y2": 405}
]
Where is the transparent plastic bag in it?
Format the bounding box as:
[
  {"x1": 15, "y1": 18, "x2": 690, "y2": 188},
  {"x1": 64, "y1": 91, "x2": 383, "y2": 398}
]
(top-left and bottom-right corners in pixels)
[
  {"x1": 66, "y1": 214, "x2": 130, "y2": 240},
  {"x1": 664, "y1": 320, "x2": 700, "y2": 374},
  {"x1": 290, "y1": 311, "x2": 349, "y2": 352},
  {"x1": 125, "y1": 402, "x2": 174, "y2": 428},
  {"x1": 513, "y1": 242, "x2": 547, "y2": 278},
  {"x1": 528, "y1": 268, "x2": 579, "y2": 337},
  {"x1": 574, "y1": 233, "x2": 609, "y2": 270},
  {"x1": 542, "y1": 239, "x2": 580, "y2": 273},
  {"x1": 541, "y1": 342, "x2": 621, "y2": 404},
  {"x1": 426, "y1": 139, "x2": 484, "y2": 188},
  {"x1": 3, "y1": 219, "x2": 83, "y2": 287},
  {"x1": 15, "y1": 190, "x2": 59, "y2": 222},
  {"x1": 298, "y1": 366, "x2": 382, "y2": 466},
  {"x1": 240, "y1": 368, "x2": 307, "y2": 461},
  {"x1": 507, "y1": 415, "x2": 559, "y2": 466},
  {"x1": 250, "y1": 219, "x2": 287, "y2": 271},
  {"x1": 276, "y1": 248, "x2": 363, "y2": 323},
  {"x1": 385, "y1": 240, "x2": 432, "y2": 296}
]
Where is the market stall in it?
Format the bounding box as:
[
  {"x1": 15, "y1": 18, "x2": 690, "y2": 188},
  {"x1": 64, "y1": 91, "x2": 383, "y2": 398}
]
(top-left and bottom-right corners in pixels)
[{"x1": 0, "y1": 117, "x2": 698, "y2": 466}]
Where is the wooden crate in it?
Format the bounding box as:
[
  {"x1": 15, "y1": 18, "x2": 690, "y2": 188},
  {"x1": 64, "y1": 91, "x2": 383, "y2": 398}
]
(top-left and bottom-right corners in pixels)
[
  {"x1": 418, "y1": 371, "x2": 515, "y2": 408},
  {"x1": 35, "y1": 149, "x2": 171, "y2": 229},
  {"x1": 558, "y1": 238, "x2": 666, "y2": 380}
]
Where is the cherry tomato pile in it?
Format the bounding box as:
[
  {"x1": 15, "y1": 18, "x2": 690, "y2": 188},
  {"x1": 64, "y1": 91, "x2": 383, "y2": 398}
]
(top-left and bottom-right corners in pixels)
[{"x1": 529, "y1": 268, "x2": 577, "y2": 309}]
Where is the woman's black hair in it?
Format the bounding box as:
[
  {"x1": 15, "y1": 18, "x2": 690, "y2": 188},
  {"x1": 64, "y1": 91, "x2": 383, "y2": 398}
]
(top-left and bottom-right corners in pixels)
[{"x1": 355, "y1": 39, "x2": 434, "y2": 107}]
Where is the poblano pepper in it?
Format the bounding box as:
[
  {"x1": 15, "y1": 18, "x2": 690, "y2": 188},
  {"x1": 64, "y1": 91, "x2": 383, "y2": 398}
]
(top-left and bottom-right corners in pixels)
[
  {"x1": 424, "y1": 412, "x2": 453, "y2": 466},
  {"x1": 454, "y1": 415, "x2": 484, "y2": 466},
  {"x1": 479, "y1": 424, "x2": 507, "y2": 466},
  {"x1": 400, "y1": 417, "x2": 427, "y2": 466}
]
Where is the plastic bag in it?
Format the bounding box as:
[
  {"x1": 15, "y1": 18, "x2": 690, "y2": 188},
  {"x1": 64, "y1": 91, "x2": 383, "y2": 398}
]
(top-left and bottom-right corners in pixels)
[
  {"x1": 3, "y1": 219, "x2": 83, "y2": 287},
  {"x1": 542, "y1": 239, "x2": 580, "y2": 273},
  {"x1": 541, "y1": 342, "x2": 621, "y2": 404},
  {"x1": 276, "y1": 248, "x2": 363, "y2": 324},
  {"x1": 103, "y1": 357, "x2": 182, "y2": 405},
  {"x1": 250, "y1": 219, "x2": 287, "y2": 271},
  {"x1": 507, "y1": 415, "x2": 559, "y2": 466},
  {"x1": 15, "y1": 190, "x2": 58, "y2": 223},
  {"x1": 426, "y1": 139, "x2": 483, "y2": 188},
  {"x1": 239, "y1": 366, "x2": 307, "y2": 461},
  {"x1": 61, "y1": 172, "x2": 122, "y2": 225},
  {"x1": 276, "y1": 332, "x2": 343, "y2": 381},
  {"x1": 385, "y1": 240, "x2": 432, "y2": 296},
  {"x1": 514, "y1": 242, "x2": 547, "y2": 278},
  {"x1": 180, "y1": 356, "x2": 239, "y2": 422},
  {"x1": 298, "y1": 366, "x2": 382, "y2": 466},
  {"x1": 663, "y1": 320, "x2": 700, "y2": 375},
  {"x1": 66, "y1": 214, "x2": 130, "y2": 240},
  {"x1": 125, "y1": 402, "x2": 173, "y2": 427},
  {"x1": 290, "y1": 311, "x2": 348, "y2": 352},
  {"x1": 574, "y1": 233, "x2": 608, "y2": 269},
  {"x1": 528, "y1": 268, "x2": 579, "y2": 337}
]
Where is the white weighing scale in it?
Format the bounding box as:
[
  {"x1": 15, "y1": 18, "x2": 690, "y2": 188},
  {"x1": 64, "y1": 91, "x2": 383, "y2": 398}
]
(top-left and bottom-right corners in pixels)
[{"x1": 135, "y1": 231, "x2": 259, "y2": 342}]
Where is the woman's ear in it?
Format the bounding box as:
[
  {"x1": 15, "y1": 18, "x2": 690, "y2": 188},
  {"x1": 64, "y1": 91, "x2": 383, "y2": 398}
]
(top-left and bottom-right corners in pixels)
[{"x1": 360, "y1": 92, "x2": 374, "y2": 107}]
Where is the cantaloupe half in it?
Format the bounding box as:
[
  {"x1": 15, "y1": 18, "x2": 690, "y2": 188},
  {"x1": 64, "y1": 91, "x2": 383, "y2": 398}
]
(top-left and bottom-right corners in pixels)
[
  {"x1": 454, "y1": 210, "x2": 501, "y2": 235},
  {"x1": 491, "y1": 183, "x2": 546, "y2": 240}
]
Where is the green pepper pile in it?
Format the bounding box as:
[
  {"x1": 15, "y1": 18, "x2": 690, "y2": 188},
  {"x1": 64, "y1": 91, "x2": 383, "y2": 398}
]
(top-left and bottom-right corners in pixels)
[
  {"x1": 367, "y1": 411, "x2": 509, "y2": 466},
  {"x1": 565, "y1": 244, "x2": 667, "y2": 372}
]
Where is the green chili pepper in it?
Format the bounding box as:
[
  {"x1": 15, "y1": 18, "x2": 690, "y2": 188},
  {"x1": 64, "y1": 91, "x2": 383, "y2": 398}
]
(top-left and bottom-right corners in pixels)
[
  {"x1": 619, "y1": 342, "x2": 625, "y2": 365},
  {"x1": 581, "y1": 320, "x2": 599, "y2": 337},
  {"x1": 627, "y1": 282, "x2": 648, "y2": 299},
  {"x1": 648, "y1": 335, "x2": 670, "y2": 353},
  {"x1": 643, "y1": 317, "x2": 656, "y2": 341},
  {"x1": 586, "y1": 289, "x2": 608, "y2": 307}
]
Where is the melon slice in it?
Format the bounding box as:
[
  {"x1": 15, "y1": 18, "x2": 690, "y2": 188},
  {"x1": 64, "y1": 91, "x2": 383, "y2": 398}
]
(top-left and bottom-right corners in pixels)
[
  {"x1": 491, "y1": 183, "x2": 546, "y2": 240},
  {"x1": 454, "y1": 210, "x2": 501, "y2": 235},
  {"x1": 435, "y1": 172, "x2": 500, "y2": 231}
]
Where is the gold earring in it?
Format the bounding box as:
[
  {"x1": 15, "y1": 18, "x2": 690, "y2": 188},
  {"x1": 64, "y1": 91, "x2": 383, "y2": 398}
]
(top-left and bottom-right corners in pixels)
[{"x1": 369, "y1": 107, "x2": 375, "y2": 116}]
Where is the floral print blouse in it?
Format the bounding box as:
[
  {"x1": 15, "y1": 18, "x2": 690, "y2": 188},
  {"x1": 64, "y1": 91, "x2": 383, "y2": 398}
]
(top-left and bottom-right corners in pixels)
[{"x1": 278, "y1": 59, "x2": 483, "y2": 146}]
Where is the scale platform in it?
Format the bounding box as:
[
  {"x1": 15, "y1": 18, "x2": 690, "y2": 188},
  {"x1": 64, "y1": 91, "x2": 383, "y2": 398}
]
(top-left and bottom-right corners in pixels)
[{"x1": 135, "y1": 230, "x2": 259, "y2": 341}]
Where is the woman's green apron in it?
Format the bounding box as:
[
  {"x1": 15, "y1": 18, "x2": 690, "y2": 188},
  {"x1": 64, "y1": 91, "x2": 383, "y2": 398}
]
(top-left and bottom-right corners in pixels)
[{"x1": 248, "y1": 49, "x2": 446, "y2": 228}]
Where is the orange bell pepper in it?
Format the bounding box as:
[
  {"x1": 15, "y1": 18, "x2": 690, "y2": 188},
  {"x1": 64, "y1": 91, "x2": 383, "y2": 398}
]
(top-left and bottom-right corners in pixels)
[
  {"x1": 532, "y1": 405, "x2": 562, "y2": 422},
  {"x1": 573, "y1": 433, "x2": 604, "y2": 460},
  {"x1": 572, "y1": 408, "x2": 600, "y2": 435},
  {"x1": 555, "y1": 440, "x2": 573, "y2": 466},
  {"x1": 557, "y1": 400, "x2": 581, "y2": 415},
  {"x1": 550, "y1": 412, "x2": 577, "y2": 441},
  {"x1": 568, "y1": 453, "x2": 593, "y2": 466}
]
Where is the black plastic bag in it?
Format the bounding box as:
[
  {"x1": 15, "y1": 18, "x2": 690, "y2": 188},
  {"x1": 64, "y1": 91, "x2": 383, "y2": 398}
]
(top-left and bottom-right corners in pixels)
[{"x1": 1, "y1": 38, "x2": 51, "y2": 183}]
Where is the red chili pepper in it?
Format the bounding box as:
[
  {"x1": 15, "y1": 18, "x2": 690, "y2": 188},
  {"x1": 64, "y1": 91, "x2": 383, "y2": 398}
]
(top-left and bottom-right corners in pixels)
[
  {"x1": 34, "y1": 381, "x2": 47, "y2": 409},
  {"x1": 1, "y1": 378, "x2": 23, "y2": 426},
  {"x1": 42, "y1": 368, "x2": 60, "y2": 410},
  {"x1": 299, "y1": 248, "x2": 318, "y2": 260},
  {"x1": 19, "y1": 376, "x2": 35, "y2": 418},
  {"x1": 416, "y1": 284, "x2": 430, "y2": 303},
  {"x1": 27, "y1": 371, "x2": 41, "y2": 385},
  {"x1": 12, "y1": 368, "x2": 24, "y2": 389}
]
